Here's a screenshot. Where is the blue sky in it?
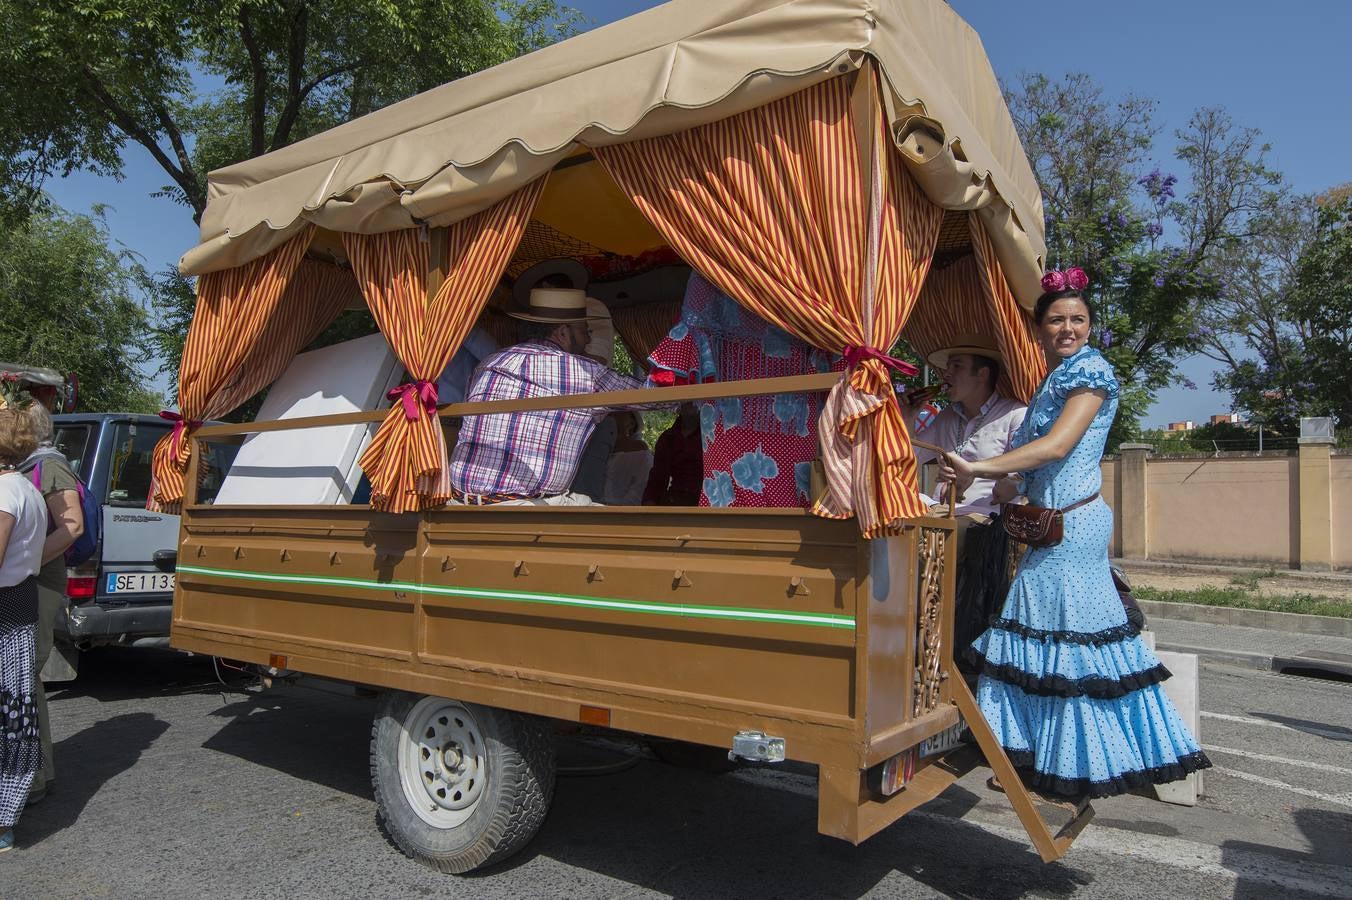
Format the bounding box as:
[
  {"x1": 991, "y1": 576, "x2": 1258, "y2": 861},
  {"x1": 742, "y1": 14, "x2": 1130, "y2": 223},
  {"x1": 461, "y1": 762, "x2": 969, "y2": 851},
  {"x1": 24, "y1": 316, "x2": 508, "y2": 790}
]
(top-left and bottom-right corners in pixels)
[{"x1": 46, "y1": 0, "x2": 1350, "y2": 425}]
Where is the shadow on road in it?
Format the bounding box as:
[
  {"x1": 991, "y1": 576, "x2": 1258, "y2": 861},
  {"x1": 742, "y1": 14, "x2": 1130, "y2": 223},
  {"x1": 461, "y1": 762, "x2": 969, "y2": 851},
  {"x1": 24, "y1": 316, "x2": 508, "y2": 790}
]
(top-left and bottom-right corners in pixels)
[
  {"x1": 201, "y1": 687, "x2": 375, "y2": 800},
  {"x1": 19, "y1": 712, "x2": 170, "y2": 847},
  {"x1": 1245, "y1": 711, "x2": 1352, "y2": 743},
  {"x1": 1223, "y1": 806, "x2": 1352, "y2": 899},
  {"x1": 489, "y1": 761, "x2": 1094, "y2": 899},
  {"x1": 46, "y1": 646, "x2": 250, "y2": 702}
]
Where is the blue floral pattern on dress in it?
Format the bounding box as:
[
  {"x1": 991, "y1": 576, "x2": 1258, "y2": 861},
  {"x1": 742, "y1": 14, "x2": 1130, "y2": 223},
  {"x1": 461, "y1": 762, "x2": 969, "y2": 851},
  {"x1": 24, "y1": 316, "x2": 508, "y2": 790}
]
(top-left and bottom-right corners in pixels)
[
  {"x1": 795, "y1": 460, "x2": 814, "y2": 501},
  {"x1": 699, "y1": 402, "x2": 717, "y2": 451},
  {"x1": 730, "y1": 445, "x2": 779, "y2": 493},
  {"x1": 703, "y1": 470, "x2": 735, "y2": 507},
  {"x1": 773, "y1": 393, "x2": 810, "y2": 437},
  {"x1": 716, "y1": 396, "x2": 743, "y2": 429},
  {"x1": 762, "y1": 327, "x2": 792, "y2": 359}
]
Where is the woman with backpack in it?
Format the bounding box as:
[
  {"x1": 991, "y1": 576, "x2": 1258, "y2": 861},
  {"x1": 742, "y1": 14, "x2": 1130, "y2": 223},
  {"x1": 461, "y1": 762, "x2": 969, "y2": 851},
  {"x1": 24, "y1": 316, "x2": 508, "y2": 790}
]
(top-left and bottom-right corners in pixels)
[
  {"x1": 0, "y1": 406, "x2": 49, "y2": 852},
  {"x1": 19, "y1": 401, "x2": 84, "y2": 809}
]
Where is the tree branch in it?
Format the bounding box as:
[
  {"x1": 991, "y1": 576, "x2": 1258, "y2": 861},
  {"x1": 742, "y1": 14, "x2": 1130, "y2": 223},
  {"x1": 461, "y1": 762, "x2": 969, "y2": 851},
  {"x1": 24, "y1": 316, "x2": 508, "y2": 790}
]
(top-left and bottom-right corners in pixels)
[
  {"x1": 269, "y1": 2, "x2": 309, "y2": 149},
  {"x1": 77, "y1": 70, "x2": 206, "y2": 218},
  {"x1": 238, "y1": 7, "x2": 268, "y2": 158}
]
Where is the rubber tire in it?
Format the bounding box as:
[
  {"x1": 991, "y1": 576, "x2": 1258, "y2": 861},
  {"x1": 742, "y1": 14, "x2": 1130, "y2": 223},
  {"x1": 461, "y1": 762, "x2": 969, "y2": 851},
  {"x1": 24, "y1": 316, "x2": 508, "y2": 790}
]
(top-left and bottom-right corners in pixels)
[
  {"x1": 370, "y1": 692, "x2": 556, "y2": 873},
  {"x1": 648, "y1": 738, "x2": 737, "y2": 774}
]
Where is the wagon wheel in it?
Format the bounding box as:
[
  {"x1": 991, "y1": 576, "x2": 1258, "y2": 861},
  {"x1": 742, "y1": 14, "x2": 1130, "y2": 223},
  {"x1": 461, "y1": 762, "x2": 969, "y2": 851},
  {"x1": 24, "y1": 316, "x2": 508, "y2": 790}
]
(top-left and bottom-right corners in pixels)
[{"x1": 370, "y1": 692, "x2": 556, "y2": 873}]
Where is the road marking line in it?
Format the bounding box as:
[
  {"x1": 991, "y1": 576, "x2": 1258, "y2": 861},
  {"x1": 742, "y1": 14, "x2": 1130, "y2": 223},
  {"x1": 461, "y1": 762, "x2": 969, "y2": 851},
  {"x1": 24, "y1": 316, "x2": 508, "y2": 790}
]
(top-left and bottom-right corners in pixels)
[
  {"x1": 1211, "y1": 767, "x2": 1352, "y2": 809},
  {"x1": 730, "y1": 768, "x2": 1352, "y2": 896},
  {"x1": 1203, "y1": 745, "x2": 1352, "y2": 777},
  {"x1": 1202, "y1": 711, "x2": 1352, "y2": 742}
]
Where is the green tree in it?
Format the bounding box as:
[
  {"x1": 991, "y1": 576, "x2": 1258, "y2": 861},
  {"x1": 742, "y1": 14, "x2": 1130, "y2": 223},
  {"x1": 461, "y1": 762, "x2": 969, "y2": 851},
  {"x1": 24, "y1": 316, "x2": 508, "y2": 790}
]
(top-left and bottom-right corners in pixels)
[
  {"x1": 0, "y1": 200, "x2": 161, "y2": 411},
  {"x1": 1286, "y1": 193, "x2": 1352, "y2": 426},
  {"x1": 1007, "y1": 73, "x2": 1200, "y2": 448},
  {"x1": 1007, "y1": 76, "x2": 1294, "y2": 449},
  {"x1": 1, "y1": 0, "x2": 581, "y2": 221}
]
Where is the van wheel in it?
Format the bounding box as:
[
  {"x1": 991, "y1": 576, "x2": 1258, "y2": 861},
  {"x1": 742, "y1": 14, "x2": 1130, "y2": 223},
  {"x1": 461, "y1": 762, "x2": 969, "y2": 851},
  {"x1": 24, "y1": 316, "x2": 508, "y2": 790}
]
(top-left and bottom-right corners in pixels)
[{"x1": 371, "y1": 692, "x2": 555, "y2": 873}]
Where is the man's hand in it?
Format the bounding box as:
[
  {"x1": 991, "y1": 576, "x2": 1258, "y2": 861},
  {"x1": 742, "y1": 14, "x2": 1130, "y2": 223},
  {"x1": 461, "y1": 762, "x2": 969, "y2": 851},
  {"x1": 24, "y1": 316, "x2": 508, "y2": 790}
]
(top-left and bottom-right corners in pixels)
[{"x1": 896, "y1": 384, "x2": 938, "y2": 428}]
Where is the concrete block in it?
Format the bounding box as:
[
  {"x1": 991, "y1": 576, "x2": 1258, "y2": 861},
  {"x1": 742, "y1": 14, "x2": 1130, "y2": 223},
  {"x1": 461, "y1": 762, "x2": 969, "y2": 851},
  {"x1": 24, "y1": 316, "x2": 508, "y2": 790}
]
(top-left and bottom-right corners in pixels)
[{"x1": 1153, "y1": 650, "x2": 1202, "y2": 805}]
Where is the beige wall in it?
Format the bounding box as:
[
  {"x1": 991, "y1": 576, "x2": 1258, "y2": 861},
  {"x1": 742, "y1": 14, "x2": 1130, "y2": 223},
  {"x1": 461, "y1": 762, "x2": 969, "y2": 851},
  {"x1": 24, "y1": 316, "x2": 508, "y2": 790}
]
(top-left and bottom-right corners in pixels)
[
  {"x1": 1102, "y1": 449, "x2": 1348, "y2": 571},
  {"x1": 1334, "y1": 455, "x2": 1352, "y2": 569}
]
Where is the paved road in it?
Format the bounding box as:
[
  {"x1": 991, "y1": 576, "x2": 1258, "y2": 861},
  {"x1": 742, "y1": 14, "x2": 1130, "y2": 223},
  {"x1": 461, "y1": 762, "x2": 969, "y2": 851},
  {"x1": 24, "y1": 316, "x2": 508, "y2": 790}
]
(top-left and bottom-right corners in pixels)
[{"x1": 5, "y1": 649, "x2": 1350, "y2": 899}]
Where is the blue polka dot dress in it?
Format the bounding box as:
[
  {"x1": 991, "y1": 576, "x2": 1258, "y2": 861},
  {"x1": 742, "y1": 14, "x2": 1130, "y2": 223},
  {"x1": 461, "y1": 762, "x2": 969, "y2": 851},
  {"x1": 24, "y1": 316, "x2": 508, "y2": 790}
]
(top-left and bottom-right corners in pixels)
[{"x1": 970, "y1": 346, "x2": 1211, "y2": 798}]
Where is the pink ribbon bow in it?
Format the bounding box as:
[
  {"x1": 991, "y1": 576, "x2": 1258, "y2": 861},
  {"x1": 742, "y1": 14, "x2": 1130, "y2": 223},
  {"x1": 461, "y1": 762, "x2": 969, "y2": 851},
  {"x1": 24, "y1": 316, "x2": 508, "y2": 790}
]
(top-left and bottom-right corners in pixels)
[
  {"x1": 843, "y1": 345, "x2": 920, "y2": 379},
  {"x1": 158, "y1": 410, "x2": 203, "y2": 456},
  {"x1": 387, "y1": 380, "x2": 440, "y2": 422}
]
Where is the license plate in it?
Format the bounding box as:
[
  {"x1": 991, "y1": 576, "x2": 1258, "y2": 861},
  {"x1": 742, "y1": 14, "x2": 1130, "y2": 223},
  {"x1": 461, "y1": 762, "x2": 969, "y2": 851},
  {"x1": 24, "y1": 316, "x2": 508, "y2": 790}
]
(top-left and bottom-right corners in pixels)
[{"x1": 106, "y1": 572, "x2": 175, "y2": 594}]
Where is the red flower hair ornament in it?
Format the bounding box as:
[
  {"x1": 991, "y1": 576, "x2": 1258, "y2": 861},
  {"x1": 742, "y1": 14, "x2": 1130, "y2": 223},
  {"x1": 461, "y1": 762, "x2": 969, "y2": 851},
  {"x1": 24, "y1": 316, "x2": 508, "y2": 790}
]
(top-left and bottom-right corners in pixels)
[{"x1": 1041, "y1": 267, "x2": 1089, "y2": 293}]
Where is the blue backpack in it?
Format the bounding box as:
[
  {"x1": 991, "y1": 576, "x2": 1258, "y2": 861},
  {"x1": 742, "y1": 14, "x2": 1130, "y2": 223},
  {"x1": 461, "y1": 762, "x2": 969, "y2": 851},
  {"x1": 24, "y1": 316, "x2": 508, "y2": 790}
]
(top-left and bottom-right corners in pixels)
[{"x1": 24, "y1": 450, "x2": 101, "y2": 566}]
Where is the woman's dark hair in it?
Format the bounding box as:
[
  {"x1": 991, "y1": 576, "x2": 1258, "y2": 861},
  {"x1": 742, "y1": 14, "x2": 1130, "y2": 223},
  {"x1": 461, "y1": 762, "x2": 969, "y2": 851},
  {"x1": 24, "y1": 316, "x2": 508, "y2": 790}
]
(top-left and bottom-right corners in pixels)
[{"x1": 1033, "y1": 290, "x2": 1096, "y2": 326}]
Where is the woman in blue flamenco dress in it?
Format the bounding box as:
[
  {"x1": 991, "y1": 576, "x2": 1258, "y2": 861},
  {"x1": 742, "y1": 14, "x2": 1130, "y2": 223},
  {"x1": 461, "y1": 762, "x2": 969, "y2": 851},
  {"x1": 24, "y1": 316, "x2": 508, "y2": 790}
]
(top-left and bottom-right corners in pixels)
[{"x1": 941, "y1": 268, "x2": 1211, "y2": 800}]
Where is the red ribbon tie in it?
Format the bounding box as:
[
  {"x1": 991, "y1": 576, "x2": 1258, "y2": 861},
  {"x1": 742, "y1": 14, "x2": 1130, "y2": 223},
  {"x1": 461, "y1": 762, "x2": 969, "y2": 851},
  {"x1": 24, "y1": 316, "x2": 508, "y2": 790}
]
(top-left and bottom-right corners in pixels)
[
  {"x1": 388, "y1": 380, "x2": 440, "y2": 422},
  {"x1": 842, "y1": 345, "x2": 919, "y2": 378},
  {"x1": 159, "y1": 410, "x2": 203, "y2": 455}
]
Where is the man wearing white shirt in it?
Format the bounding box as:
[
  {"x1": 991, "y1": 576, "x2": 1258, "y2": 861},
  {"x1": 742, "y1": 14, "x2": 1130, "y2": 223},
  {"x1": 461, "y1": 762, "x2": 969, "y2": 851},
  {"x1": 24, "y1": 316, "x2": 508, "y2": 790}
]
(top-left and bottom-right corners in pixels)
[{"x1": 900, "y1": 335, "x2": 1026, "y2": 678}]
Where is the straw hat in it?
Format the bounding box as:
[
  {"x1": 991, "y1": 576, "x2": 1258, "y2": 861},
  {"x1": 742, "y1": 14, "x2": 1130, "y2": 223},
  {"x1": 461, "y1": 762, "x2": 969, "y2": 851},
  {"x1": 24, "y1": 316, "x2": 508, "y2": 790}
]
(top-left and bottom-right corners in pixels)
[
  {"x1": 512, "y1": 257, "x2": 588, "y2": 308},
  {"x1": 508, "y1": 287, "x2": 610, "y2": 323},
  {"x1": 926, "y1": 334, "x2": 1003, "y2": 371}
]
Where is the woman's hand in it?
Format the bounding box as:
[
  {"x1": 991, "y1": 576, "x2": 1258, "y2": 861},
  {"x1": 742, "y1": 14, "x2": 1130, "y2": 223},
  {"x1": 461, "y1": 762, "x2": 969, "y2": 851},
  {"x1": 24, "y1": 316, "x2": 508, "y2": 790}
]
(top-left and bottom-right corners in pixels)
[
  {"x1": 938, "y1": 452, "x2": 975, "y2": 486},
  {"x1": 992, "y1": 476, "x2": 1022, "y2": 505}
]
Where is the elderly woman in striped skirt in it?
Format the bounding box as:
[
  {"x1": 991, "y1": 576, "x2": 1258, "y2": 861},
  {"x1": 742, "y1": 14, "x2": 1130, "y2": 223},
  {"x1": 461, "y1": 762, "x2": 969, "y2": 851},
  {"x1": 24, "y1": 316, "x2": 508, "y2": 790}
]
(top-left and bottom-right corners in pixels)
[{"x1": 0, "y1": 406, "x2": 48, "y2": 852}]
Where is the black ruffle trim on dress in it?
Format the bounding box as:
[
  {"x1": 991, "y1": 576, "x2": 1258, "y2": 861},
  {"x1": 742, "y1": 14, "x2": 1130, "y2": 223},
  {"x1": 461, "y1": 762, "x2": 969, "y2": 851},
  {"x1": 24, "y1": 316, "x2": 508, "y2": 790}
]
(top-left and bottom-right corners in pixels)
[
  {"x1": 985, "y1": 618, "x2": 1141, "y2": 646},
  {"x1": 967, "y1": 651, "x2": 1173, "y2": 700},
  {"x1": 1003, "y1": 748, "x2": 1213, "y2": 799}
]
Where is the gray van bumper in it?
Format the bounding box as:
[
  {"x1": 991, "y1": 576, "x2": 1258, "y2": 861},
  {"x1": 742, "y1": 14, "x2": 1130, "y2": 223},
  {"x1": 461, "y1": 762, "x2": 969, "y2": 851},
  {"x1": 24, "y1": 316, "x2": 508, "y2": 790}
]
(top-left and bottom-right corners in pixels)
[{"x1": 58, "y1": 600, "x2": 172, "y2": 645}]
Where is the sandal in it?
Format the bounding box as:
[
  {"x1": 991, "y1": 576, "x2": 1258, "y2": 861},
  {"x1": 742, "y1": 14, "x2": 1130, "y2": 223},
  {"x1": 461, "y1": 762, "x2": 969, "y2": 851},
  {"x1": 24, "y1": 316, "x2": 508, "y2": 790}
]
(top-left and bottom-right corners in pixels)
[{"x1": 0, "y1": 828, "x2": 14, "y2": 853}]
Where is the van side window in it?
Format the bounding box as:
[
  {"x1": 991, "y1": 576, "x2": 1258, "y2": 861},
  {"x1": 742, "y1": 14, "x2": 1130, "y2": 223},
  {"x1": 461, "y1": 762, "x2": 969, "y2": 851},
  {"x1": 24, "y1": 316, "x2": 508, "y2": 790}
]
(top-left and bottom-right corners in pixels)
[
  {"x1": 107, "y1": 422, "x2": 171, "y2": 507},
  {"x1": 53, "y1": 424, "x2": 93, "y2": 477}
]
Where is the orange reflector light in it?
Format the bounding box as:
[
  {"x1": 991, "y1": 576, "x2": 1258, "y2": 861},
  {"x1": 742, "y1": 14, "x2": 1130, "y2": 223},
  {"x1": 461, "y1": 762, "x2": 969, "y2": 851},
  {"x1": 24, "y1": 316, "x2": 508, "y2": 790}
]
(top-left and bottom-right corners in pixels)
[
  {"x1": 578, "y1": 705, "x2": 610, "y2": 727},
  {"x1": 269, "y1": 654, "x2": 288, "y2": 669}
]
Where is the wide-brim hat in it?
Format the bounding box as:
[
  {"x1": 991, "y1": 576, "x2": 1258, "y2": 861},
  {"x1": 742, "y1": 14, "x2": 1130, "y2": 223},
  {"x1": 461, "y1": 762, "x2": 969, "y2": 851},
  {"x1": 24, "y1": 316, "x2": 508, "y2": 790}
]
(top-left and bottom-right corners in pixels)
[
  {"x1": 926, "y1": 334, "x2": 1004, "y2": 371},
  {"x1": 508, "y1": 287, "x2": 610, "y2": 323},
  {"x1": 512, "y1": 257, "x2": 589, "y2": 309}
]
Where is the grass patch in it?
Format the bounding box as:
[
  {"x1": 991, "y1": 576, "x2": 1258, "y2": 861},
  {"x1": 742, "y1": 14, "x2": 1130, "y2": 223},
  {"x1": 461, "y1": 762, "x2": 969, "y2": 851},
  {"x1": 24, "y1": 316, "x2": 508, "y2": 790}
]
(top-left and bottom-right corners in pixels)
[{"x1": 1136, "y1": 584, "x2": 1352, "y2": 619}]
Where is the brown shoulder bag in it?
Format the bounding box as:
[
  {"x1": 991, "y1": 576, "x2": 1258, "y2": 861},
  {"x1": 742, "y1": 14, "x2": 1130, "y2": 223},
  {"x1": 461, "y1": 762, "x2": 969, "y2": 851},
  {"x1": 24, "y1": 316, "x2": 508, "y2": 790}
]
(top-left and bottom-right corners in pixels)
[{"x1": 1001, "y1": 492, "x2": 1099, "y2": 548}]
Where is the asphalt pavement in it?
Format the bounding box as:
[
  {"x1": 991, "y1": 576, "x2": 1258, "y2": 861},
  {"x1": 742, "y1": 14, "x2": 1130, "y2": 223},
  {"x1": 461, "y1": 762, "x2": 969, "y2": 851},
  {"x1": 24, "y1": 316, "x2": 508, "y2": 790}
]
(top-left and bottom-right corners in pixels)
[{"x1": 3, "y1": 637, "x2": 1351, "y2": 899}]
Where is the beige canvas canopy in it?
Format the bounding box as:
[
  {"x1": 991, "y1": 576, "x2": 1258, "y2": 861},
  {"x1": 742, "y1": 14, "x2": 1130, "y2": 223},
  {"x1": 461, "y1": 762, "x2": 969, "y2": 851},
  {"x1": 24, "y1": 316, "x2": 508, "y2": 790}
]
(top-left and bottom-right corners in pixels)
[{"x1": 181, "y1": 0, "x2": 1046, "y2": 308}]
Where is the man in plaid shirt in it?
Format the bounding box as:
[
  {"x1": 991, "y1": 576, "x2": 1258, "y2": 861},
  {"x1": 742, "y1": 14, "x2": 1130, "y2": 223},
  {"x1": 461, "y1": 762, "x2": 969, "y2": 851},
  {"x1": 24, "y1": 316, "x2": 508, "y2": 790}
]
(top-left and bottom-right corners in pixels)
[{"x1": 449, "y1": 286, "x2": 646, "y2": 504}]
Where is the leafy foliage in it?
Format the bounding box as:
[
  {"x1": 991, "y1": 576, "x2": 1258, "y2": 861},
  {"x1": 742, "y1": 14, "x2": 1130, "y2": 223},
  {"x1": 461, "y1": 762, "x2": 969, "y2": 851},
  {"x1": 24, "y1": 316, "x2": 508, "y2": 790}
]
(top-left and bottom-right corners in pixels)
[
  {"x1": 0, "y1": 0, "x2": 582, "y2": 221},
  {"x1": 0, "y1": 200, "x2": 161, "y2": 411},
  {"x1": 1285, "y1": 193, "x2": 1352, "y2": 426},
  {"x1": 1007, "y1": 75, "x2": 1298, "y2": 448}
]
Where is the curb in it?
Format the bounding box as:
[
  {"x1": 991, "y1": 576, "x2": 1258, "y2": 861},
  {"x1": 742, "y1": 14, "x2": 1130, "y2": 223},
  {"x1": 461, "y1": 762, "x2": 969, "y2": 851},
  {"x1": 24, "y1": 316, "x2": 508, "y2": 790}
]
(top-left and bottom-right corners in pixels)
[
  {"x1": 1118, "y1": 558, "x2": 1352, "y2": 589},
  {"x1": 1156, "y1": 641, "x2": 1352, "y2": 679},
  {"x1": 1138, "y1": 598, "x2": 1352, "y2": 638},
  {"x1": 1154, "y1": 641, "x2": 1273, "y2": 672}
]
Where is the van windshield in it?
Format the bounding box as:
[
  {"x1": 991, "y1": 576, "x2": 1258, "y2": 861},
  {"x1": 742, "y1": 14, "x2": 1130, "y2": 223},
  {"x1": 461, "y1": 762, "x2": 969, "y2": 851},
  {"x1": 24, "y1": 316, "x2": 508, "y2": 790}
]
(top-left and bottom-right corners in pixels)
[{"x1": 107, "y1": 420, "x2": 240, "y2": 507}]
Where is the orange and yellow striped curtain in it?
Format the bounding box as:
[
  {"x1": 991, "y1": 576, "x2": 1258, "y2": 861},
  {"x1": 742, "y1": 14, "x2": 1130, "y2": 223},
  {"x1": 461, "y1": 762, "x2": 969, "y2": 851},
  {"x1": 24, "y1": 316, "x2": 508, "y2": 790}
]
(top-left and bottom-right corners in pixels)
[
  {"x1": 596, "y1": 75, "x2": 941, "y2": 535},
  {"x1": 969, "y1": 214, "x2": 1047, "y2": 401},
  {"x1": 906, "y1": 257, "x2": 1017, "y2": 393},
  {"x1": 612, "y1": 301, "x2": 682, "y2": 363},
  {"x1": 343, "y1": 177, "x2": 546, "y2": 512},
  {"x1": 149, "y1": 225, "x2": 346, "y2": 511}
]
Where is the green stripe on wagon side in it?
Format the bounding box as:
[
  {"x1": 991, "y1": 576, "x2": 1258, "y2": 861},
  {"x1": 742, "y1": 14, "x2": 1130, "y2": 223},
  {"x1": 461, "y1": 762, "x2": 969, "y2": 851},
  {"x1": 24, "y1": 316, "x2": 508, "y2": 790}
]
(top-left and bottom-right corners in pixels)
[{"x1": 177, "y1": 564, "x2": 855, "y2": 630}]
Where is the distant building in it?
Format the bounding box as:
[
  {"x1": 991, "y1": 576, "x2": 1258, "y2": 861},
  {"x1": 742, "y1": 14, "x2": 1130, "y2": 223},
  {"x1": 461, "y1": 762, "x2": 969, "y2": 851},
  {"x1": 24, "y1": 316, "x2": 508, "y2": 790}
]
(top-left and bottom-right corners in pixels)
[
  {"x1": 1210, "y1": 413, "x2": 1240, "y2": 425},
  {"x1": 1166, "y1": 421, "x2": 1195, "y2": 432}
]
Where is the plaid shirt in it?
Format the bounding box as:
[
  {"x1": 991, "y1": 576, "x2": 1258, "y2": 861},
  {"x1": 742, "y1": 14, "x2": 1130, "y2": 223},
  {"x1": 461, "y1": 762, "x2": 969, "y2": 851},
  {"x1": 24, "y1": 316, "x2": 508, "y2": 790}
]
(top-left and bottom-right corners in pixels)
[{"x1": 449, "y1": 341, "x2": 646, "y2": 497}]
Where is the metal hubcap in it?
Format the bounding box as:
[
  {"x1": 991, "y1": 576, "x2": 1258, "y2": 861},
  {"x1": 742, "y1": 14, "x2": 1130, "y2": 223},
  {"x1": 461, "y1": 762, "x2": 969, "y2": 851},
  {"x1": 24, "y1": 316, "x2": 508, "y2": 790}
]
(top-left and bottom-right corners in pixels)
[{"x1": 398, "y1": 698, "x2": 487, "y2": 828}]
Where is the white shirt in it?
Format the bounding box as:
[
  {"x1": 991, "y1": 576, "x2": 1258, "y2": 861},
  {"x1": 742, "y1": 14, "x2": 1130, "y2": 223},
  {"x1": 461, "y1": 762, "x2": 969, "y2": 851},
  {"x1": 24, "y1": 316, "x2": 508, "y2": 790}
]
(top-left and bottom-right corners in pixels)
[
  {"x1": 0, "y1": 470, "x2": 46, "y2": 587},
  {"x1": 604, "y1": 448, "x2": 654, "y2": 505},
  {"x1": 913, "y1": 392, "x2": 1027, "y2": 516}
]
